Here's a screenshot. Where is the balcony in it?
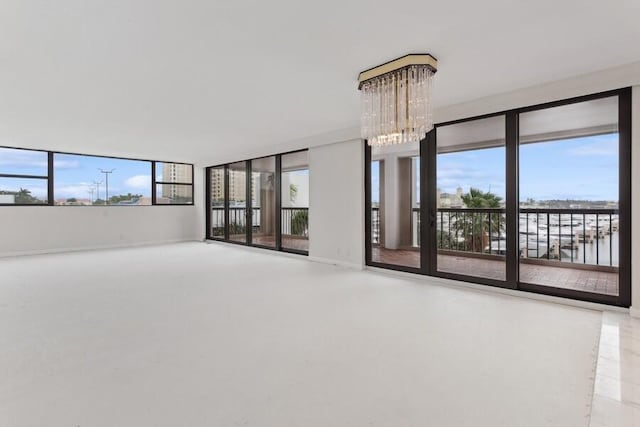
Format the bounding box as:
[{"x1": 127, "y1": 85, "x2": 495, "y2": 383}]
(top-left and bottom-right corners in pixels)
[
  {"x1": 372, "y1": 207, "x2": 619, "y2": 296},
  {"x1": 210, "y1": 206, "x2": 309, "y2": 251}
]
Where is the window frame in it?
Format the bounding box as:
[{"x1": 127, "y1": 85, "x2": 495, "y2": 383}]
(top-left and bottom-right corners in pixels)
[
  {"x1": 364, "y1": 87, "x2": 632, "y2": 307},
  {"x1": 0, "y1": 146, "x2": 194, "y2": 207},
  {"x1": 0, "y1": 147, "x2": 52, "y2": 206},
  {"x1": 205, "y1": 148, "x2": 309, "y2": 256},
  {"x1": 151, "y1": 161, "x2": 195, "y2": 206}
]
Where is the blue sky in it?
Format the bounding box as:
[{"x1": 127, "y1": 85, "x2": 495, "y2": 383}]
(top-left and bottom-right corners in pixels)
[
  {"x1": 371, "y1": 133, "x2": 619, "y2": 203},
  {"x1": 0, "y1": 148, "x2": 152, "y2": 200}
]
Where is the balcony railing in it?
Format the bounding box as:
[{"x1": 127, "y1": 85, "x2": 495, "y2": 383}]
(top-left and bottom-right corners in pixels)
[
  {"x1": 371, "y1": 207, "x2": 619, "y2": 268},
  {"x1": 281, "y1": 207, "x2": 309, "y2": 237},
  {"x1": 210, "y1": 206, "x2": 309, "y2": 238}
]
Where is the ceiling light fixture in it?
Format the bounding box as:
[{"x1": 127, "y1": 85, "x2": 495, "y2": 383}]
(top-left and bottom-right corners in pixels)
[{"x1": 358, "y1": 54, "x2": 437, "y2": 147}]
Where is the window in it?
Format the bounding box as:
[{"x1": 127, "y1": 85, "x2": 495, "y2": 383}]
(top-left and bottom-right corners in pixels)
[
  {"x1": 54, "y1": 153, "x2": 152, "y2": 205},
  {"x1": 519, "y1": 96, "x2": 621, "y2": 297},
  {"x1": 281, "y1": 151, "x2": 309, "y2": 252},
  {"x1": 365, "y1": 88, "x2": 631, "y2": 307},
  {"x1": 209, "y1": 166, "x2": 226, "y2": 238},
  {"x1": 205, "y1": 149, "x2": 309, "y2": 255},
  {"x1": 368, "y1": 142, "x2": 420, "y2": 269},
  {"x1": 153, "y1": 162, "x2": 194, "y2": 205},
  {"x1": 436, "y1": 115, "x2": 506, "y2": 281},
  {"x1": 0, "y1": 147, "x2": 49, "y2": 205},
  {"x1": 251, "y1": 156, "x2": 277, "y2": 248}
]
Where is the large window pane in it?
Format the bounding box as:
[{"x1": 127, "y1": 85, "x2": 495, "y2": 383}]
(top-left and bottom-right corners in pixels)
[
  {"x1": 436, "y1": 116, "x2": 506, "y2": 281},
  {"x1": 0, "y1": 147, "x2": 48, "y2": 177},
  {"x1": 251, "y1": 156, "x2": 276, "y2": 248},
  {"x1": 281, "y1": 151, "x2": 309, "y2": 252},
  {"x1": 54, "y1": 154, "x2": 151, "y2": 205},
  {"x1": 228, "y1": 161, "x2": 247, "y2": 242},
  {"x1": 519, "y1": 96, "x2": 619, "y2": 296},
  {"x1": 155, "y1": 162, "x2": 193, "y2": 183},
  {"x1": 0, "y1": 177, "x2": 48, "y2": 204},
  {"x1": 370, "y1": 142, "x2": 420, "y2": 269},
  {"x1": 209, "y1": 166, "x2": 226, "y2": 238},
  {"x1": 155, "y1": 184, "x2": 193, "y2": 204}
]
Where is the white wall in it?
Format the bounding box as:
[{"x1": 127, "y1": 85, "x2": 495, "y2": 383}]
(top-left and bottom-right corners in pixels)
[
  {"x1": 308, "y1": 139, "x2": 364, "y2": 268},
  {"x1": 0, "y1": 181, "x2": 202, "y2": 257}
]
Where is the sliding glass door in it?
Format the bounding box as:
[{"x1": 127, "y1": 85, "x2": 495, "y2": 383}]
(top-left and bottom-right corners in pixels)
[
  {"x1": 365, "y1": 88, "x2": 631, "y2": 306},
  {"x1": 251, "y1": 156, "x2": 277, "y2": 248},
  {"x1": 228, "y1": 161, "x2": 248, "y2": 243},
  {"x1": 434, "y1": 116, "x2": 507, "y2": 282},
  {"x1": 206, "y1": 149, "x2": 310, "y2": 255},
  {"x1": 367, "y1": 141, "x2": 421, "y2": 271},
  {"x1": 518, "y1": 95, "x2": 626, "y2": 301}
]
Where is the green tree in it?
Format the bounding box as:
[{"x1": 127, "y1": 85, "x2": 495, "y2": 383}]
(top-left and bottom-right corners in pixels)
[
  {"x1": 289, "y1": 184, "x2": 298, "y2": 203},
  {"x1": 108, "y1": 193, "x2": 143, "y2": 204},
  {"x1": 14, "y1": 188, "x2": 41, "y2": 204},
  {"x1": 452, "y1": 188, "x2": 504, "y2": 252}
]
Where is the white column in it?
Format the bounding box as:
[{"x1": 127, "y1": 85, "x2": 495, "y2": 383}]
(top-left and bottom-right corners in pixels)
[{"x1": 383, "y1": 154, "x2": 401, "y2": 249}]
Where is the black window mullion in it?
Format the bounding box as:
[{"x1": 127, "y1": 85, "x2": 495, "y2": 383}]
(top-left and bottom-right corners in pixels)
[
  {"x1": 618, "y1": 88, "x2": 632, "y2": 307},
  {"x1": 423, "y1": 130, "x2": 437, "y2": 275},
  {"x1": 275, "y1": 155, "x2": 282, "y2": 250},
  {"x1": 246, "y1": 159, "x2": 252, "y2": 245},
  {"x1": 151, "y1": 161, "x2": 157, "y2": 205},
  {"x1": 47, "y1": 152, "x2": 54, "y2": 206},
  {"x1": 505, "y1": 112, "x2": 519, "y2": 289},
  {"x1": 224, "y1": 165, "x2": 230, "y2": 241},
  {"x1": 364, "y1": 141, "x2": 372, "y2": 265},
  {"x1": 205, "y1": 167, "x2": 211, "y2": 238}
]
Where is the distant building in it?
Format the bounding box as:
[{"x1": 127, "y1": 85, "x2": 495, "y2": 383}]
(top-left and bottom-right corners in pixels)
[{"x1": 161, "y1": 164, "x2": 193, "y2": 200}]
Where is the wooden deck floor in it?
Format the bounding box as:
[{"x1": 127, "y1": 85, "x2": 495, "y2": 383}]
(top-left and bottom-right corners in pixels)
[
  {"x1": 247, "y1": 235, "x2": 309, "y2": 251},
  {"x1": 371, "y1": 247, "x2": 618, "y2": 296}
]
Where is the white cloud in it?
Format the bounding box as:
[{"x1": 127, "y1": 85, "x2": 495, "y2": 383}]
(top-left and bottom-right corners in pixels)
[
  {"x1": 53, "y1": 159, "x2": 81, "y2": 169},
  {"x1": 0, "y1": 148, "x2": 47, "y2": 169},
  {"x1": 125, "y1": 175, "x2": 151, "y2": 189}
]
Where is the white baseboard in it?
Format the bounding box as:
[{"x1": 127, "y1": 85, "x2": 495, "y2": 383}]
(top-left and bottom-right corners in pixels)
[{"x1": 0, "y1": 239, "x2": 198, "y2": 259}]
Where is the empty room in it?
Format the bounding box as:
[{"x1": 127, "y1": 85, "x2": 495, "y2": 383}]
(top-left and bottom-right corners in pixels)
[{"x1": 1, "y1": 1, "x2": 640, "y2": 426}]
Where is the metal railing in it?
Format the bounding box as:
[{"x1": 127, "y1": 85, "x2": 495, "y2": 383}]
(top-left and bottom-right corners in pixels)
[
  {"x1": 372, "y1": 206, "x2": 618, "y2": 268},
  {"x1": 437, "y1": 208, "x2": 506, "y2": 255},
  {"x1": 520, "y1": 208, "x2": 618, "y2": 267},
  {"x1": 282, "y1": 207, "x2": 308, "y2": 237},
  {"x1": 210, "y1": 206, "x2": 308, "y2": 238}
]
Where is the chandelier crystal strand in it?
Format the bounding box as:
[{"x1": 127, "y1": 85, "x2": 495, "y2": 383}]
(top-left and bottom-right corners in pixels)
[{"x1": 359, "y1": 56, "x2": 435, "y2": 146}]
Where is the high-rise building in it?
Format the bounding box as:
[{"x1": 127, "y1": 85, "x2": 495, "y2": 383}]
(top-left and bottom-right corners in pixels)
[{"x1": 161, "y1": 163, "x2": 193, "y2": 200}]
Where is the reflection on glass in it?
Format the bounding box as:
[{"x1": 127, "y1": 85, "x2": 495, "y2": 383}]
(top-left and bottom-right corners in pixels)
[
  {"x1": 155, "y1": 184, "x2": 193, "y2": 204},
  {"x1": 228, "y1": 161, "x2": 247, "y2": 242},
  {"x1": 155, "y1": 163, "x2": 192, "y2": 183},
  {"x1": 370, "y1": 142, "x2": 420, "y2": 268},
  {"x1": 251, "y1": 156, "x2": 276, "y2": 247},
  {"x1": 436, "y1": 116, "x2": 506, "y2": 280},
  {"x1": 519, "y1": 96, "x2": 619, "y2": 296},
  {"x1": 281, "y1": 151, "x2": 309, "y2": 252},
  {"x1": 209, "y1": 167, "x2": 225, "y2": 238}
]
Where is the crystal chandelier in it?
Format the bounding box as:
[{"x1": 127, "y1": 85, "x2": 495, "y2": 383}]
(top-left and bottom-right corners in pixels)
[{"x1": 358, "y1": 54, "x2": 437, "y2": 147}]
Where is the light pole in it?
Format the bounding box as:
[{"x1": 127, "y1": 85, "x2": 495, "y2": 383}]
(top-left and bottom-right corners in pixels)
[
  {"x1": 98, "y1": 169, "x2": 115, "y2": 205},
  {"x1": 87, "y1": 185, "x2": 95, "y2": 204},
  {"x1": 92, "y1": 180, "x2": 102, "y2": 205}
]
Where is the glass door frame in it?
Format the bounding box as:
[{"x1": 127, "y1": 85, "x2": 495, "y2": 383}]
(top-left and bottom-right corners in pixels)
[
  {"x1": 365, "y1": 87, "x2": 631, "y2": 307},
  {"x1": 205, "y1": 149, "x2": 309, "y2": 256}
]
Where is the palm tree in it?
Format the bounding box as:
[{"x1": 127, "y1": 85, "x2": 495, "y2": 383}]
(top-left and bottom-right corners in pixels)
[{"x1": 452, "y1": 188, "x2": 504, "y2": 253}]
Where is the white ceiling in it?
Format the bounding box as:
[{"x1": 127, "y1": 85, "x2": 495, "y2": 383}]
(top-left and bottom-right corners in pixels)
[{"x1": 1, "y1": 0, "x2": 639, "y2": 166}]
